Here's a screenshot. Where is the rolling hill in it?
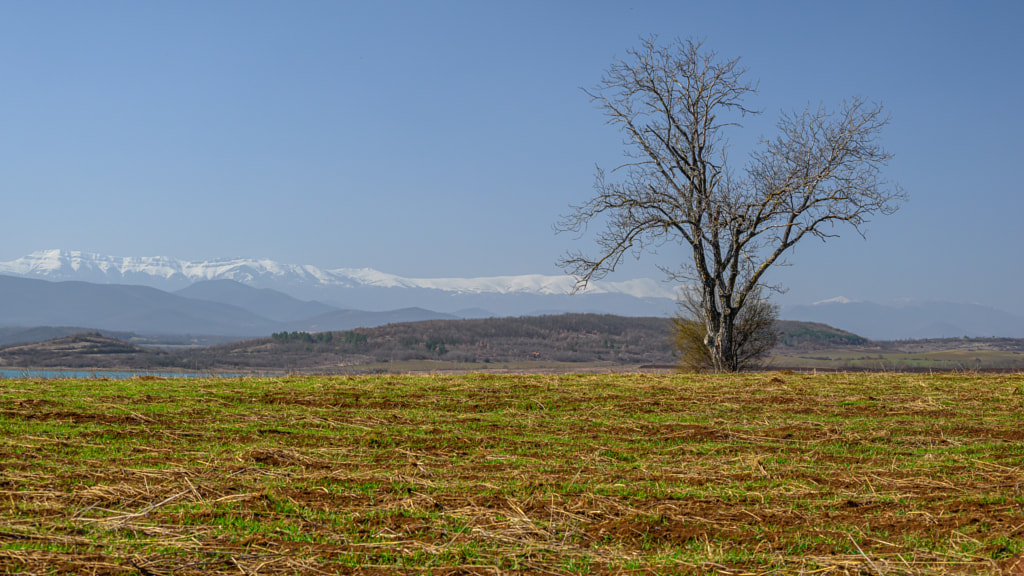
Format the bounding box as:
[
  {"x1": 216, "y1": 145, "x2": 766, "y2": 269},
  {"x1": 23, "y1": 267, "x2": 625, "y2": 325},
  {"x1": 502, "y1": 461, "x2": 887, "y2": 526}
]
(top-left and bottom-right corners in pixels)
[{"x1": 0, "y1": 315, "x2": 875, "y2": 373}]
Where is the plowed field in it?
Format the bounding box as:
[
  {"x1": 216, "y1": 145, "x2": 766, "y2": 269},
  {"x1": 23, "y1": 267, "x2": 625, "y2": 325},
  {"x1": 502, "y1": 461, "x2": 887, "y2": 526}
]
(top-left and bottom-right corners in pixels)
[{"x1": 0, "y1": 373, "x2": 1021, "y2": 574}]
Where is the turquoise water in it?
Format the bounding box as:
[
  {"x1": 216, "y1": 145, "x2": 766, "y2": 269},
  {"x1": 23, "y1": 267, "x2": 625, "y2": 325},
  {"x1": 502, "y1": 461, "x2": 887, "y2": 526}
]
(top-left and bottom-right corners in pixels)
[{"x1": 0, "y1": 369, "x2": 255, "y2": 379}]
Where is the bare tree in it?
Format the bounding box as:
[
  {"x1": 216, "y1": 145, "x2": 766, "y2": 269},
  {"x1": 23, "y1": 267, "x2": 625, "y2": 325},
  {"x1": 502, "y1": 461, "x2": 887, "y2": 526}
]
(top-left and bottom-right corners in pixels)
[{"x1": 557, "y1": 37, "x2": 904, "y2": 372}]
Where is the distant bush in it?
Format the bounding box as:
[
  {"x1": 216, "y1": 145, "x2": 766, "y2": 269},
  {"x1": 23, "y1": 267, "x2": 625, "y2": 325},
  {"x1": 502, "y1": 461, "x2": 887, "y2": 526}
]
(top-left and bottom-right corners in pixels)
[
  {"x1": 341, "y1": 331, "x2": 367, "y2": 345},
  {"x1": 424, "y1": 338, "x2": 448, "y2": 355}
]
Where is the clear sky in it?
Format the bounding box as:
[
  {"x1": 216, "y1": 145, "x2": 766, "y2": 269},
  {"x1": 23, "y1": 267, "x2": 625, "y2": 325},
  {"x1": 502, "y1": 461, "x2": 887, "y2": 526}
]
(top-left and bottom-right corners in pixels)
[{"x1": 1, "y1": 1, "x2": 1022, "y2": 313}]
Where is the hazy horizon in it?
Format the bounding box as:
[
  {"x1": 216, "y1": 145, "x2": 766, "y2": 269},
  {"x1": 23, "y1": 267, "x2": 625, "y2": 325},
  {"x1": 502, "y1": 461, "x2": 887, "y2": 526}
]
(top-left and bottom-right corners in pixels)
[
  {"x1": 2, "y1": 2, "x2": 1021, "y2": 314},
  {"x1": 4, "y1": 248, "x2": 1024, "y2": 322}
]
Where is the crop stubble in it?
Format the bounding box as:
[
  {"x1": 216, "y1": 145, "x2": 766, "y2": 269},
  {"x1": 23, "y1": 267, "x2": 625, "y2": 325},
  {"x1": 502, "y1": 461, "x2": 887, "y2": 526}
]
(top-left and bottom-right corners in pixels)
[{"x1": 0, "y1": 373, "x2": 1021, "y2": 575}]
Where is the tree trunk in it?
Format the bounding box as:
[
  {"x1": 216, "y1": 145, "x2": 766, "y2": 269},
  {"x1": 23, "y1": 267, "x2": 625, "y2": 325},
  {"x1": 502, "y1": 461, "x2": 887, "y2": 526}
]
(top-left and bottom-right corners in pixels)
[{"x1": 709, "y1": 308, "x2": 736, "y2": 372}]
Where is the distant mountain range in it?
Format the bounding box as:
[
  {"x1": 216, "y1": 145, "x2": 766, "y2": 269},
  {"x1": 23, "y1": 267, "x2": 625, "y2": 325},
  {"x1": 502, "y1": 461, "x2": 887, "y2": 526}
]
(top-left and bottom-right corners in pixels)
[
  {"x1": 782, "y1": 299, "x2": 1024, "y2": 340},
  {"x1": 0, "y1": 250, "x2": 678, "y2": 318},
  {"x1": 1, "y1": 250, "x2": 1022, "y2": 342},
  {"x1": 6, "y1": 249, "x2": 671, "y2": 296},
  {"x1": 0, "y1": 275, "x2": 461, "y2": 337},
  {"x1": 175, "y1": 279, "x2": 338, "y2": 322}
]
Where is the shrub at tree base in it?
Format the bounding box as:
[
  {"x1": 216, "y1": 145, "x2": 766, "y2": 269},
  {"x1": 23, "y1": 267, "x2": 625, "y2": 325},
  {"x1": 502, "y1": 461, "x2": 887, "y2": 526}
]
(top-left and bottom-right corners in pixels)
[{"x1": 674, "y1": 289, "x2": 778, "y2": 372}]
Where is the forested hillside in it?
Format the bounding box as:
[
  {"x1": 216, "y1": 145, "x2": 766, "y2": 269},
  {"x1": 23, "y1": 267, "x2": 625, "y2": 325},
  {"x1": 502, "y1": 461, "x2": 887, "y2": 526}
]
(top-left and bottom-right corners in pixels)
[
  {"x1": 0, "y1": 315, "x2": 876, "y2": 373},
  {"x1": 190, "y1": 316, "x2": 869, "y2": 373},
  {"x1": 197, "y1": 314, "x2": 675, "y2": 372}
]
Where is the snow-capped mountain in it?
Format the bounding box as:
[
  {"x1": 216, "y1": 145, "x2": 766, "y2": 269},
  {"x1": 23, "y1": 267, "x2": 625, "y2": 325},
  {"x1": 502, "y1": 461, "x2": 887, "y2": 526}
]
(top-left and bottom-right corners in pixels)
[
  {"x1": 811, "y1": 296, "x2": 858, "y2": 306},
  {"x1": 0, "y1": 250, "x2": 679, "y2": 317},
  {"x1": 0, "y1": 249, "x2": 363, "y2": 290},
  {"x1": 0, "y1": 249, "x2": 675, "y2": 298}
]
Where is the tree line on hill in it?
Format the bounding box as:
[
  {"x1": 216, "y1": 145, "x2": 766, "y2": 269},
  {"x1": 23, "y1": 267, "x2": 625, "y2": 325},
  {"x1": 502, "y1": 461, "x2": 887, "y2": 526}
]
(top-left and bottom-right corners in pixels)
[
  {"x1": 0, "y1": 314, "x2": 874, "y2": 373},
  {"x1": 200, "y1": 314, "x2": 677, "y2": 372}
]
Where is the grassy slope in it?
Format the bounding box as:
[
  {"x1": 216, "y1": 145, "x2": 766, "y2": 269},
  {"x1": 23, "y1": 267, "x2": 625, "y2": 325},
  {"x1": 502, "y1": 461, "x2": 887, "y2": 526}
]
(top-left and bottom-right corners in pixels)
[{"x1": 0, "y1": 373, "x2": 1022, "y2": 574}]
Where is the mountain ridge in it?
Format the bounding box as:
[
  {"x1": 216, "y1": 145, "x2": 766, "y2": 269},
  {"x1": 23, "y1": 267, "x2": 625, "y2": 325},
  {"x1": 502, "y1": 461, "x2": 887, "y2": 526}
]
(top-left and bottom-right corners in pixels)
[
  {"x1": 175, "y1": 279, "x2": 339, "y2": 322},
  {"x1": 5, "y1": 251, "x2": 1024, "y2": 340},
  {"x1": 0, "y1": 275, "x2": 458, "y2": 337},
  {"x1": 783, "y1": 299, "x2": 1024, "y2": 340},
  {"x1": 0, "y1": 249, "x2": 677, "y2": 300}
]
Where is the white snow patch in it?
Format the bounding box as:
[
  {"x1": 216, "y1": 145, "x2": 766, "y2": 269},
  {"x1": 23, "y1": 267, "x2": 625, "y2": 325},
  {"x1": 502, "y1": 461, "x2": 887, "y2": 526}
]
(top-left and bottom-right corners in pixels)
[{"x1": 812, "y1": 296, "x2": 857, "y2": 305}]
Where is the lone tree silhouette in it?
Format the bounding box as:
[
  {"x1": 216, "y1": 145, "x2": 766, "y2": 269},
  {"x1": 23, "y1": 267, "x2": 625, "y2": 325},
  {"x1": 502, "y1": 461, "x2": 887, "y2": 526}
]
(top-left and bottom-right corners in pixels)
[{"x1": 558, "y1": 37, "x2": 903, "y2": 372}]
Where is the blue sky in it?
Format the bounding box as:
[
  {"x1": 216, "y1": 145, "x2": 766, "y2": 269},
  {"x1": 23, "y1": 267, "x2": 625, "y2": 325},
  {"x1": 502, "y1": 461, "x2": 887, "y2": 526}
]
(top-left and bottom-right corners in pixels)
[{"x1": 1, "y1": 1, "x2": 1022, "y2": 313}]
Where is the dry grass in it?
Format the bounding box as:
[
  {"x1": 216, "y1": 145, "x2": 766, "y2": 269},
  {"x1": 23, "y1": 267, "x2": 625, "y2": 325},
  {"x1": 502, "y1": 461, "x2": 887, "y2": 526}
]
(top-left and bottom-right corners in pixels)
[{"x1": 0, "y1": 373, "x2": 1021, "y2": 575}]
